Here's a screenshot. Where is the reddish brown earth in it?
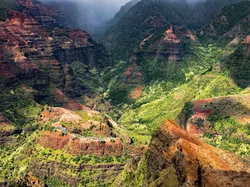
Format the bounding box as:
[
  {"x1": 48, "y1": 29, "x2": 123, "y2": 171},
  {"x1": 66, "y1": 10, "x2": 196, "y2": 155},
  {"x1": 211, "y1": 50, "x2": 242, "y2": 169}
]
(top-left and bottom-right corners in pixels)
[
  {"x1": 36, "y1": 131, "x2": 123, "y2": 156},
  {"x1": 123, "y1": 61, "x2": 142, "y2": 84},
  {"x1": 69, "y1": 138, "x2": 123, "y2": 156},
  {"x1": 0, "y1": 0, "x2": 110, "y2": 102},
  {"x1": 81, "y1": 120, "x2": 112, "y2": 137},
  {"x1": 182, "y1": 94, "x2": 250, "y2": 136},
  {"x1": 136, "y1": 25, "x2": 196, "y2": 62},
  {"x1": 40, "y1": 106, "x2": 112, "y2": 137},
  {"x1": 40, "y1": 107, "x2": 82, "y2": 124},
  {"x1": 36, "y1": 131, "x2": 72, "y2": 150},
  {"x1": 144, "y1": 120, "x2": 250, "y2": 186},
  {"x1": 130, "y1": 86, "x2": 143, "y2": 99},
  {"x1": 37, "y1": 106, "x2": 126, "y2": 156}
]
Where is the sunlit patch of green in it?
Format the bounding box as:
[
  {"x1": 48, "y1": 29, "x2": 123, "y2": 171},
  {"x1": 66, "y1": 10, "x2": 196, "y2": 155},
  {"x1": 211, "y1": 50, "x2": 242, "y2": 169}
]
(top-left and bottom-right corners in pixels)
[
  {"x1": 119, "y1": 43, "x2": 242, "y2": 145},
  {"x1": 76, "y1": 110, "x2": 103, "y2": 122},
  {"x1": 204, "y1": 115, "x2": 250, "y2": 160}
]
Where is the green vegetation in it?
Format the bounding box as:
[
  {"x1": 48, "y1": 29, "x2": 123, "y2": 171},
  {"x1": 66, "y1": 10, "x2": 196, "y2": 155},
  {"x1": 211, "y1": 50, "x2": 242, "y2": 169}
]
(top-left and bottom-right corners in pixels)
[
  {"x1": 118, "y1": 43, "x2": 241, "y2": 139},
  {"x1": 0, "y1": 86, "x2": 43, "y2": 130},
  {"x1": 224, "y1": 45, "x2": 250, "y2": 88},
  {"x1": 209, "y1": 1, "x2": 250, "y2": 36},
  {"x1": 45, "y1": 177, "x2": 70, "y2": 187},
  {"x1": 2, "y1": 0, "x2": 250, "y2": 185},
  {"x1": 204, "y1": 115, "x2": 250, "y2": 159},
  {"x1": 0, "y1": 136, "x2": 127, "y2": 184}
]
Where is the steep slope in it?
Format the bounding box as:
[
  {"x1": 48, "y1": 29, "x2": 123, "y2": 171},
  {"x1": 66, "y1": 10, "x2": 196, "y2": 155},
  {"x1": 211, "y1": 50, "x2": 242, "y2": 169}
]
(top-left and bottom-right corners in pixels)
[
  {"x1": 201, "y1": 1, "x2": 250, "y2": 38},
  {"x1": 200, "y1": 1, "x2": 250, "y2": 88},
  {"x1": 18, "y1": 0, "x2": 77, "y2": 29},
  {"x1": 178, "y1": 93, "x2": 250, "y2": 160},
  {"x1": 118, "y1": 120, "x2": 250, "y2": 187},
  {"x1": 104, "y1": 0, "x2": 186, "y2": 59},
  {"x1": 0, "y1": 0, "x2": 129, "y2": 186},
  {"x1": 105, "y1": 0, "x2": 141, "y2": 28},
  {"x1": 0, "y1": 0, "x2": 111, "y2": 103},
  {"x1": 2, "y1": 0, "x2": 250, "y2": 186},
  {"x1": 104, "y1": 0, "x2": 245, "y2": 59}
]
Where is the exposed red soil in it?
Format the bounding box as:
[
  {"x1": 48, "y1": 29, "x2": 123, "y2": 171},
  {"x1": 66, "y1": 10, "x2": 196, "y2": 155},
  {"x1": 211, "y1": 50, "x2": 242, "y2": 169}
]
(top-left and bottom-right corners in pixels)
[
  {"x1": 192, "y1": 98, "x2": 214, "y2": 112},
  {"x1": 36, "y1": 130, "x2": 123, "y2": 156},
  {"x1": 187, "y1": 110, "x2": 212, "y2": 136},
  {"x1": 0, "y1": 1, "x2": 99, "y2": 82},
  {"x1": 130, "y1": 86, "x2": 143, "y2": 99},
  {"x1": 164, "y1": 28, "x2": 181, "y2": 44},
  {"x1": 147, "y1": 120, "x2": 250, "y2": 186},
  {"x1": 40, "y1": 106, "x2": 112, "y2": 137},
  {"x1": 36, "y1": 131, "x2": 72, "y2": 150},
  {"x1": 190, "y1": 94, "x2": 250, "y2": 125},
  {"x1": 123, "y1": 61, "x2": 142, "y2": 85},
  {"x1": 69, "y1": 138, "x2": 123, "y2": 156},
  {"x1": 40, "y1": 107, "x2": 82, "y2": 124},
  {"x1": 0, "y1": 9, "x2": 49, "y2": 77}
]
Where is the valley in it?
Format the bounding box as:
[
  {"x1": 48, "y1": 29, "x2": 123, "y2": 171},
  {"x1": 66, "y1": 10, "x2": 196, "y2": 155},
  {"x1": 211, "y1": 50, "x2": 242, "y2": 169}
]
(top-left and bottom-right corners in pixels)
[{"x1": 1, "y1": 0, "x2": 250, "y2": 186}]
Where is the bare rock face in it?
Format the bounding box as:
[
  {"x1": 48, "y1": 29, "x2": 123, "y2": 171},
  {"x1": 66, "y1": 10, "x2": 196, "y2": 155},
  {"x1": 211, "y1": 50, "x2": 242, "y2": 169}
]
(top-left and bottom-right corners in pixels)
[
  {"x1": 36, "y1": 131, "x2": 123, "y2": 157},
  {"x1": 120, "y1": 120, "x2": 250, "y2": 186},
  {"x1": 143, "y1": 120, "x2": 250, "y2": 187},
  {"x1": 37, "y1": 106, "x2": 124, "y2": 157}
]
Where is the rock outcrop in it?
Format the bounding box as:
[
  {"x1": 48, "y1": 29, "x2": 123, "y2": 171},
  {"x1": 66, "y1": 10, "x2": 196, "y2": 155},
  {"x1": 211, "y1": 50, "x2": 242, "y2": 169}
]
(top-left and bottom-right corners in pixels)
[
  {"x1": 122, "y1": 120, "x2": 250, "y2": 187},
  {"x1": 146, "y1": 120, "x2": 250, "y2": 186}
]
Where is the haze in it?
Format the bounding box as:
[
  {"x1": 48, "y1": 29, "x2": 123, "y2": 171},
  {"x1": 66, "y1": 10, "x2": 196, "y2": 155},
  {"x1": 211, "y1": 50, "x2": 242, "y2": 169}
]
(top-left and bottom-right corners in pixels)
[
  {"x1": 40, "y1": 0, "x2": 208, "y2": 32},
  {"x1": 40, "y1": 0, "x2": 131, "y2": 32}
]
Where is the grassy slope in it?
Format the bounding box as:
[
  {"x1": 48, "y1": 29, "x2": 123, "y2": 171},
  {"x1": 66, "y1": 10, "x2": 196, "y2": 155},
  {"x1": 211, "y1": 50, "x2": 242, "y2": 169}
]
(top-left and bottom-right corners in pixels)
[{"x1": 110, "y1": 41, "x2": 250, "y2": 159}]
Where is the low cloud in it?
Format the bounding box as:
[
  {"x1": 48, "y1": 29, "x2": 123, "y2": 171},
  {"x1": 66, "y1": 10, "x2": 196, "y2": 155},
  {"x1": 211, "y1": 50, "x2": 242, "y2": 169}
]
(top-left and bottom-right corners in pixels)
[{"x1": 40, "y1": 0, "x2": 130, "y2": 32}]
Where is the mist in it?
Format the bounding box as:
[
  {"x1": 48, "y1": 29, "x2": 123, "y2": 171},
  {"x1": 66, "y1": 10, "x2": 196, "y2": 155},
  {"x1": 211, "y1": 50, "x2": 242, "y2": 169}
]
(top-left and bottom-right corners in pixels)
[
  {"x1": 40, "y1": 0, "x2": 131, "y2": 32},
  {"x1": 40, "y1": 0, "x2": 209, "y2": 33}
]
